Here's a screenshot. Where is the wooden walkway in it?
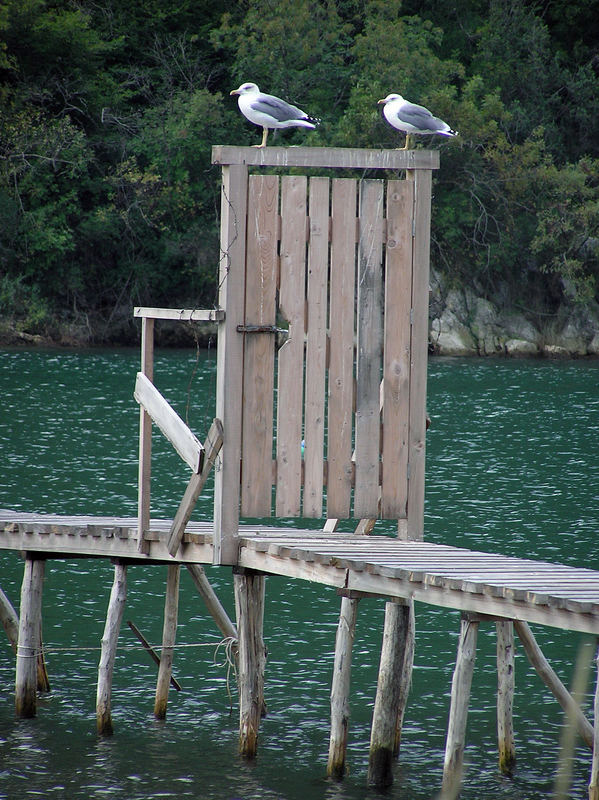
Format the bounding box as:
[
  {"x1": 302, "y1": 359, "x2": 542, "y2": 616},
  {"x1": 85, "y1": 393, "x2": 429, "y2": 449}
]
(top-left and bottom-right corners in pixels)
[{"x1": 3, "y1": 511, "x2": 599, "y2": 634}]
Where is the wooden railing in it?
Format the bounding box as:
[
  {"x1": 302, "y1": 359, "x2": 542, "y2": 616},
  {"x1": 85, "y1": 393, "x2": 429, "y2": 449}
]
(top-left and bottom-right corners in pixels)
[{"x1": 133, "y1": 307, "x2": 223, "y2": 555}]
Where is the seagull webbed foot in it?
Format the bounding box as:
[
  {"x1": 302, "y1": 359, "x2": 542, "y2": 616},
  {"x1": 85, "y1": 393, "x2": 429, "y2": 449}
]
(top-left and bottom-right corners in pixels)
[{"x1": 254, "y1": 127, "x2": 269, "y2": 148}]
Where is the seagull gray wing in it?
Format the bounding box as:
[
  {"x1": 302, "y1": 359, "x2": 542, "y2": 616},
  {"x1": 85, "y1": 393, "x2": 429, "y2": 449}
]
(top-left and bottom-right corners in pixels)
[
  {"x1": 251, "y1": 94, "x2": 308, "y2": 122},
  {"x1": 395, "y1": 101, "x2": 445, "y2": 133}
]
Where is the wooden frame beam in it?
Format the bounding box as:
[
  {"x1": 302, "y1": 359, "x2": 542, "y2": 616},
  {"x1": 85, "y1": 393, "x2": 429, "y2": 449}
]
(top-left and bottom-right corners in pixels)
[
  {"x1": 134, "y1": 372, "x2": 204, "y2": 474},
  {"x1": 167, "y1": 419, "x2": 223, "y2": 556},
  {"x1": 134, "y1": 307, "x2": 224, "y2": 322},
  {"x1": 212, "y1": 145, "x2": 439, "y2": 171}
]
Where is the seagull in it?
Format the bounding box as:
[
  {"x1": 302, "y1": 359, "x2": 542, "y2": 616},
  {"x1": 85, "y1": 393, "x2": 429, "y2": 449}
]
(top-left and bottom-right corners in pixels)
[
  {"x1": 378, "y1": 93, "x2": 457, "y2": 150},
  {"x1": 230, "y1": 82, "x2": 317, "y2": 148}
]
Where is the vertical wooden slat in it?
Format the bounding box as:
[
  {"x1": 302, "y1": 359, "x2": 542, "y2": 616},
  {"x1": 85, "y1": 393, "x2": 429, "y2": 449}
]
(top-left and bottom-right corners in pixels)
[
  {"x1": 137, "y1": 316, "x2": 154, "y2": 554},
  {"x1": 381, "y1": 180, "x2": 414, "y2": 519},
  {"x1": 214, "y1": 163, "x2": 248, "y2": 564},
  {"x1": 241, "y1": 174, "x2": 279, "y2": 516},
  {"x1": 303, "y1": 177, "x2": 329, "y2": 517},
  {"x1": 327, "y1": 178, "x2": 357, "y2": 519},
  {"x1": 406, "y1": 169, "x2": 432, "y2": 540},
  {"x1": 354, "y1": 180, "x2": 384, "y2": 518},
  {"x1": 276, "y1": 176, "x2": 308, "y2": 516}
]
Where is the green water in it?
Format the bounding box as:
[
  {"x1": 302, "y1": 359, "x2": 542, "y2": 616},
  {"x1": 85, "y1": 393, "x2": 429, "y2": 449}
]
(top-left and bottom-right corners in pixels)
[{"x1": 0, "y1": 348, "x2": 598, "y2": 799}]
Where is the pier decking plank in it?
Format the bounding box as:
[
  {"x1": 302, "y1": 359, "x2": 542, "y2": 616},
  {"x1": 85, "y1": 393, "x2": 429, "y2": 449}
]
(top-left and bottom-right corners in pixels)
[{"x1": 2, "y1": 511, "x2": 599, "y2": 633}]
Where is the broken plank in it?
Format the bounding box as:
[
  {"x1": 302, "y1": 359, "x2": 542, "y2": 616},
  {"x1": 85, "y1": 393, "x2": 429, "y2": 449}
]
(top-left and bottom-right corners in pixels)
[
  {"x1": 134, "y1": 372, "x2": 204, "y2": 473},
  {"x1": 167, "y1": 419, "x2": 224, "y2": 556}
]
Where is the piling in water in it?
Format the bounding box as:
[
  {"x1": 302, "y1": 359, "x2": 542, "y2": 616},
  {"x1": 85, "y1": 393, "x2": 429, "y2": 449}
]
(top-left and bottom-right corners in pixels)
[
  {"x1": 96, "y1": 561, "x2": 127, "y2": 735},
  {"x1": 368, "y1": 599, "x2": 414, "y2": 788},
  {"x1": 15, "y1": 556, "x2": 45, "y2": 718},
  {"x1": 234, "y1": 569, "x2": 266, "y2": 758},
  {"x1": 496, "y1": 620, "x2": 516, "y2": 775},
  {"x1": 327, "y1": 596, "x2": 359, "y2": 779},
  {"x1": 154, "y1": 564, "x2": 180, "y2": 719},
  {"x1": 442, "y1": 614, "x2": 479, "y2": 794}
]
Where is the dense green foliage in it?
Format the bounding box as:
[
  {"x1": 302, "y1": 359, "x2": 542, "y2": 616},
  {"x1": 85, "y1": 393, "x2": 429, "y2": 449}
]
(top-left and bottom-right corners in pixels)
[{"x1": 1, "y1": 0, "x2": 598, "y2": 341}]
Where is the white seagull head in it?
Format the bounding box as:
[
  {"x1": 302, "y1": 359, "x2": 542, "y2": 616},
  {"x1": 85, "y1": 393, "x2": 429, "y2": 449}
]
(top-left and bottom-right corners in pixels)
[{"x1": 230, "y1": 82, "x2": 260, "y2": 97}]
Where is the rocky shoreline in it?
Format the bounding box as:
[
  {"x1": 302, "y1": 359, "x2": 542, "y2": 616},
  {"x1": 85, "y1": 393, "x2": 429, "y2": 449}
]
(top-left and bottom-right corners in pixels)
[
  {"x1": 429, "y1": 269, "x2": 599, "y2": 358},
  {"x1": 2, "y1": 272, "x2": 599, "y2": 357}
]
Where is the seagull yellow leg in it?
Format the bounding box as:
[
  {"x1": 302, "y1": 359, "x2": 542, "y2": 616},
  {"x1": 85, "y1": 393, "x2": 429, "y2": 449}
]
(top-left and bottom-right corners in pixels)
[
  {"x1": 252, "y1": 127, "x2": 269, "y2": 148},
  {"x1": 396, "y1": 133, "x2": 412, "y2": 150}
]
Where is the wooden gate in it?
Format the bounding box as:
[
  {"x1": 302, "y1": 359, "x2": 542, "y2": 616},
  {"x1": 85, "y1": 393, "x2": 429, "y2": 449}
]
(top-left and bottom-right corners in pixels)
[{"x1": 212, "y1": 146, "x2": 439, "y2": 564}]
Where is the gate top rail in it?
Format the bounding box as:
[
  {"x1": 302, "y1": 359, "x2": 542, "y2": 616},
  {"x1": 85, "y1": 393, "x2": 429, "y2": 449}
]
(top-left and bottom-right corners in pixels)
[{"x1": 212, "y1": 145, "x2": 440, "y2": 171}]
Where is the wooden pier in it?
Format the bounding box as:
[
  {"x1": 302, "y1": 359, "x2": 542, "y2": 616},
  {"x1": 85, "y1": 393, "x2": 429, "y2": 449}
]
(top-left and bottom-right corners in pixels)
[
  {"x1": 4, "y1": 511, "x2": 599, "y2": 633},
  {"x1": 3, "y1": 509, "x2": 599, "y2": 790},
  {"x1": 2, "y1": 145, "x2": 599, "y2": 797}
]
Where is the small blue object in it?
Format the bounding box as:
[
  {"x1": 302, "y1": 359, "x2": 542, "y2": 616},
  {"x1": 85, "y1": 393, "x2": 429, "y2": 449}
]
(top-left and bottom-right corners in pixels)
[{"x1": 301, "y1": 439, "x2": 305, "y2": 456}]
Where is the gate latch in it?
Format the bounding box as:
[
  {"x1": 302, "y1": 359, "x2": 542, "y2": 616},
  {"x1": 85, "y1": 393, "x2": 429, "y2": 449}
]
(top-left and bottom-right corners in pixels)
[{"x1": 236, "y1": 324, "x2": 287, "y2": 334}]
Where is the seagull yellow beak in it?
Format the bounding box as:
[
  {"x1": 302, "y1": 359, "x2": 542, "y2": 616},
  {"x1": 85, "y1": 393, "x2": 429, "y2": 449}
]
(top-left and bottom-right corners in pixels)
[
  {"x1": 230, "y1": 89, "x2": 240, "y2": 96},
  {"x1": 377, "y1": 99, "x2": 386, "y2": 105}
]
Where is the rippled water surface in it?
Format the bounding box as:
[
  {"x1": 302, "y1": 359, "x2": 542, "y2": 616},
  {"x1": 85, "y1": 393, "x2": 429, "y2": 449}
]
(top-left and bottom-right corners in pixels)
[{"x1": 0, "y1": 348, "x2": 598, "y2": 799}]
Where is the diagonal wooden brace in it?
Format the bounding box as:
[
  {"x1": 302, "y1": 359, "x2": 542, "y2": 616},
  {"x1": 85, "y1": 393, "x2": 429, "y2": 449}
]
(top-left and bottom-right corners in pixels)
[{"x1": 167, "y1": 418, "x2": 224, "y2": 557}]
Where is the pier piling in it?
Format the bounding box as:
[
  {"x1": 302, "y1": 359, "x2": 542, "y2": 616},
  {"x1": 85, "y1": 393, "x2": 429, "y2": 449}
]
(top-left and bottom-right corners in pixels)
[
  {"x1": 367, "y1": 599, "x2": 414, "y2": 788},
  {"x1": 515, "y1": 619, "x2": 594, "y2": 747},
  {"x1": 96, "y1": 561, "x2": 127, "y2": 735},
  {"x1": 496, "y1": 620, "x2": 516, "y2": 775},
  {"x1": 442, "y1": 614, "x2": 479, "y2": 794},
  {"x1": 154, "y1": 564, "x2": 180, "y2": 719},
  {"x1": 327, "y1": 596, "x2": 359, "y2": 779},
  {"x1": 0, "y1": 587, "x2": 18, "y2": 652},
  {"x1": 234, "y1": 569, "x2": 266, "y2": 758},
  {"x1": 15, "y1": 556, "x2": 45, "y2": 718}
]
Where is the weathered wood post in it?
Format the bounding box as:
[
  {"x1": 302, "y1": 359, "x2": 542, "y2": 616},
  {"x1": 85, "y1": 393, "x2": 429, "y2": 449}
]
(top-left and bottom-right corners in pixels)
[
  {"x1": 441, "y1": 613, "x2": 479, "y2": 795},
  {"x1": 97, "y1": 560, "x2": 127, "y2": 735},
  {"x1": 35, "y1": 619, "x2": 50, "y2": 693},
  {"x1": 234, "y1": 568, "x2": 267, "y2": 758},
  {"x1": 368, "y1": 599, "x2": 414, "y2": 788},
  {"x1": 212, "y1": 160, "x2": 248, "y2": 567},
  {"x1": 0, "y1": 587, "x2": 19, "y2": 652},
  {"x1": 496, "y1": 620, "x2": 516, "y2": 775},
  {"x1": 514, "y1": 619, "x2": 593, "y2": 746},
  {"x1": 154, "y1": 563, "x2": 180, "y2": 720},
  {"x1": 15, "y1": 555, "x2": 45, "y2": 718},
  {"x1": 405, "y1": 167, "x2": 432, "y2": 541},
  {"x1": 589, "y1": 646, "x2": 599, "y2": 800},
  {"x1": 327, "y1": 596, "x2": 359, "y2": 779},
  {"x1": 6, "y1": 582, "x2": 50, "y2": 694},
  {"x1": 137, "y1": 315, "x2": 154, "y2": 556}
]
